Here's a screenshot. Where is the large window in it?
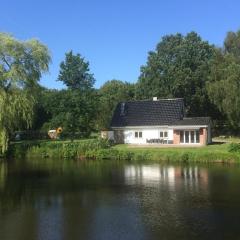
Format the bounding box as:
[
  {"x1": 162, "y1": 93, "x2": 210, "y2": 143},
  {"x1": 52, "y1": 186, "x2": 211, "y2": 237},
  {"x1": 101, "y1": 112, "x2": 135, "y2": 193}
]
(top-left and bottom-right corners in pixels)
[
  {"x1": 135, "y1": 131, "x2": 142, "y2": 138},
  {"x1": 179, "y1": 130, "x2": 200, "y2": 144}
]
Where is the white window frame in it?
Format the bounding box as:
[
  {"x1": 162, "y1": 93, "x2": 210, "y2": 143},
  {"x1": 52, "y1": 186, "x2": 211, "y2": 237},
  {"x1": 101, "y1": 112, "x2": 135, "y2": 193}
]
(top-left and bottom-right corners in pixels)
[
  {"x1": 179, "y1": 130, "x2": 200, "y2": 144},
  {"x1": 159, "y1": 130, "x2": 168, "y2": 139},
  {"x1": 134, "y1": 131, "x2": 143, "y2": 138}
]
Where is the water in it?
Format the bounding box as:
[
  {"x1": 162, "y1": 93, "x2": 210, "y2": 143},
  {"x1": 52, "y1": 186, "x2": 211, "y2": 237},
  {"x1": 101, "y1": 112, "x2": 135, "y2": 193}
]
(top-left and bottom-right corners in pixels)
[{"x1": 1, "y1": 159, "x2": 240, "y2": 240}]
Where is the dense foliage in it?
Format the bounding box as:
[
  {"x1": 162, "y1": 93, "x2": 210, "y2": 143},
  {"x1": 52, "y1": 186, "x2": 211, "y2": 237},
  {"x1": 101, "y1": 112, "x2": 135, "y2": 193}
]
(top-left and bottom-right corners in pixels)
[
  {"x1": 40, "y1": 88, "x2": 97, "y2": 137},
  {"x1": 0, "y1": 33, "x2": 50, "y2": 154},
  {"x1": 207, "y1": 31, "x2": 240, "y2": 129},
  {"x1": 136, "y1": 32, "x2": 218, "y2": 117},
  {"x1": 58, "y1": 50, "x2": 95, "y2": 90},
  {"x1": 38, "y1": 51, "x2": 97, "y2": 137},
  {"x1": 97, "y1": 80, "x2": 135, "y2": 129}
]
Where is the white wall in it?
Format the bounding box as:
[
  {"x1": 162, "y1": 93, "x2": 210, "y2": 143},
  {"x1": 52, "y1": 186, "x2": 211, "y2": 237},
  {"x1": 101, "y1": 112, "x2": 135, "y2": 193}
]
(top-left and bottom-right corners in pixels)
[{"x1": 123, "y1": 128, "x2": 173, "y2": 144}]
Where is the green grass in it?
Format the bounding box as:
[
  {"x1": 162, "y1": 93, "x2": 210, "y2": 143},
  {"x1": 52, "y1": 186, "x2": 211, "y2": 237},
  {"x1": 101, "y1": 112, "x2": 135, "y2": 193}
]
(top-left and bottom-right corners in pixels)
[
  {"x1": 9, "y1": 138, "x2": 112, "y2": 160},
  {"x1": 112, "y1": 143, "x2": 240, "y2": 162},
  {"x1": 8, "y1": 139, "x2": 240, "y2": 163},
  {"x1": 213, "y1": 136, "x2": 240, "y2": 143}
]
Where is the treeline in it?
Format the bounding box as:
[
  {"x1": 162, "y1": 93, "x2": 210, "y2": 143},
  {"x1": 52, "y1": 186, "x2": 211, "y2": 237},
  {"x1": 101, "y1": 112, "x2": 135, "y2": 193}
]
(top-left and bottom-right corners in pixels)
[
  {"x1": 34, "y1": 30, "x2": 240, "y2": 134},
  {"x1": 1, "y1": 30, "x2": 240, "y2": 153}
]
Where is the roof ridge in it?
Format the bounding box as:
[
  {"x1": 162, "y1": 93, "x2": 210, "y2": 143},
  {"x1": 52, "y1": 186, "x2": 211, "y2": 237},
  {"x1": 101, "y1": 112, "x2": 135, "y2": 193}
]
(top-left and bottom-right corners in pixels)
[
  {"x1": 183, "y1": 117, "x2": 211, "y2": 119},
  {"x1": 120, "y1": 98, "x2": 184, "y2": 104}
]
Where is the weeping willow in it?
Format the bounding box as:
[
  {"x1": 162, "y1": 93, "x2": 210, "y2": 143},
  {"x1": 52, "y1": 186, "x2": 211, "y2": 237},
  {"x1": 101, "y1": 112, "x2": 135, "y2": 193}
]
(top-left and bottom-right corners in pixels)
[
  {"x1": 0, "y1": 89, "x2": 34, "y2": 154},
  {"x1": 0, "y1": 32, "x2": 51, "y2": 155}
]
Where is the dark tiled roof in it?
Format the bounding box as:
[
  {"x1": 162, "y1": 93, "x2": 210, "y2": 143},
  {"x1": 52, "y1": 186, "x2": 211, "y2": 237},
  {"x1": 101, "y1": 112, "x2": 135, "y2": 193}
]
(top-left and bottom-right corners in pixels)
[
  {"x1": 110, "y1": 98, "x2": 185, "y2": 127},
  {"x1": 172, "y1": 117, "x2": 211, "y2": 126}
]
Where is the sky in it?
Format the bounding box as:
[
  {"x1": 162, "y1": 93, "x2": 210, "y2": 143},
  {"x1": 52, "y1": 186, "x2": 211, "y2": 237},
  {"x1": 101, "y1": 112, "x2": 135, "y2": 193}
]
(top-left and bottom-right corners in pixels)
[{"x1": 1, "y1": 0, "x2": 240, "y2": 89}]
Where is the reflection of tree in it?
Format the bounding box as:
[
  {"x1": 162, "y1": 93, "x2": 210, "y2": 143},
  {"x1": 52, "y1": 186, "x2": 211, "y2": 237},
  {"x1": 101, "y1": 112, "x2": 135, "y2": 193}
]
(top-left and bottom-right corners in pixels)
[
  {"x1": 0, "y1": 159, "x2": 219, "y2": 240},
  {"x1": 0, "y1": 159, "x2": 129, "y2": 239},
  {"x1": 0, "y1": 162, "x2": 7, "y2": 190},
  {"x1": 124, "y1": 164, "x2": 210, "y2": 239}
]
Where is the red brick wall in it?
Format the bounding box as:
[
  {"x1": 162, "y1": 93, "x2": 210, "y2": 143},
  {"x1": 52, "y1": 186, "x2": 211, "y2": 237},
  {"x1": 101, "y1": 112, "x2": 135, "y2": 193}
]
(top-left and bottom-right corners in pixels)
[
  {"x1": 173, "y1": 130, "x2": 180, "y2": 144},
  {"x1": 200, "y1": 128, "x2": 207, "y2": 145}
]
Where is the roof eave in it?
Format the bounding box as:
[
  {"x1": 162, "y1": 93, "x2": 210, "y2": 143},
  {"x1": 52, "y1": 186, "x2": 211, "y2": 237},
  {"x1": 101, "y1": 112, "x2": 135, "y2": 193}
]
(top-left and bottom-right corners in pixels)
[
  {"x1": 111, "y1": 124, "x2": 209, "y2": 129},
  {"x1": 171, "y1": 125, "x2": 209, "y2": 129}
]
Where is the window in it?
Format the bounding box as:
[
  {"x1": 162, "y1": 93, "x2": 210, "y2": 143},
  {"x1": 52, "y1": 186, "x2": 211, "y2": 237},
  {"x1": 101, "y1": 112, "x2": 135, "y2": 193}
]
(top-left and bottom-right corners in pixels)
[
  {"x1": 185, "y1": 131, "x2": 189, "y2": 143},
  {"x1": 180, "y1": 130, "x2": 200, "y2": 144},
  {"x1": 135, "y1": 131, "x2": 142, "y2": 138},
  {"x1": 160, "y1": 131, "x2": 168, "y2": 138},
  {"x1": 180, "y1": 131, "x2": 184, "y2": 143},
  {"x1": 120, "y1": 103, "x2": 125, "y2": 116},
  {"x1": 196, "y1": 130, "x2": 200, "y2": 143},
  {"x1": 191, "y1": 131, "x2": 195, "y2": 143}
]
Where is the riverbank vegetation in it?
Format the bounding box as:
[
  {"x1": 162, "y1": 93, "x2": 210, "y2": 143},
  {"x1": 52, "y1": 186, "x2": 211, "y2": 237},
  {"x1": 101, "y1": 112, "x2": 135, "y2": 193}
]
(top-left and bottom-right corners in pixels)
[
  {"x1": 1, "y1": 29, "x2": 240, "y2": 157},
  {"x1": 7, "y1": 139, "x2": 240, "y2": 163}
]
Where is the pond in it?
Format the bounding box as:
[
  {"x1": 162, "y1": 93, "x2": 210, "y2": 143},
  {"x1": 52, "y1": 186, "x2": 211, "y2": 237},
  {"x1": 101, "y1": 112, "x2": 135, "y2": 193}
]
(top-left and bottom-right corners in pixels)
[{"x1": 0, "y1": 159, "x2": 240, "y2": 240}]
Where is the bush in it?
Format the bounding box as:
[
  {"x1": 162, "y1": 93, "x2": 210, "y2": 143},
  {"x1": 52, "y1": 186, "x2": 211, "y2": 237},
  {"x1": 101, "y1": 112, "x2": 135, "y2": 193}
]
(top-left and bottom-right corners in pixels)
[
  {"x1": 9, "y1": 138, "x2": 114, "y2": 160},
  {"x1": 228, "y1": 143, "x2": 240, "y2": 153}
]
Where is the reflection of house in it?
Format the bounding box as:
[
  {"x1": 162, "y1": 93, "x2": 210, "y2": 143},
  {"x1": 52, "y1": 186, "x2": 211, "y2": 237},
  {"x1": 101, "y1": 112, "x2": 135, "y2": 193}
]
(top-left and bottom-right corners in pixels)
[
  {"x1": 124, "y1": 165, "x2": 209, "y2": 188},
  {"x1": 110, "y1": 98, "x2": 211, "y2": 145}
]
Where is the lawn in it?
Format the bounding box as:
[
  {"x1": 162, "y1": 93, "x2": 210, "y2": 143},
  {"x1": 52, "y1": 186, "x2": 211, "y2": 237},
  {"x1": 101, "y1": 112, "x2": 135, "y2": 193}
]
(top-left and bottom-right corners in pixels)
[{"x1": 112, "y1": 142, "x2": 240, "y2": 162}]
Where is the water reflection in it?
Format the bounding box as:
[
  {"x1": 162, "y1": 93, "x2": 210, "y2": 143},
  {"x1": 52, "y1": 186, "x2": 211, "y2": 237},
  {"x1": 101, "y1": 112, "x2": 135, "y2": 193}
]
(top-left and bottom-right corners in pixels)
[
  {"x1": 0, "y1": 160, "x2": 240, "y2": 240},
  {"x1": 124, "y1": 164, "x2": 208, "y2": 190},
  {"x1": 0, "y1": 161, "x2": 7, "y2": 189}
]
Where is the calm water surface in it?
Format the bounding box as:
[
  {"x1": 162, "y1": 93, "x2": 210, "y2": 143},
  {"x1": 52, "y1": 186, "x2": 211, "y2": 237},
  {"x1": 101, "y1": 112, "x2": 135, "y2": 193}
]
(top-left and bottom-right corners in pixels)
[{"x1": 0, "y1": 158, "x2": 240, "y2": 240}]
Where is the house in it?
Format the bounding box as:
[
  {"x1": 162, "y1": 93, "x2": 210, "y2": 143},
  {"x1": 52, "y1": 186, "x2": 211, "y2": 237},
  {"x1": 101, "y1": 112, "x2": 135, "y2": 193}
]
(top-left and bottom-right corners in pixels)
[{"x1": 108, "y1": 98, "x2": 211, "y2": 145}]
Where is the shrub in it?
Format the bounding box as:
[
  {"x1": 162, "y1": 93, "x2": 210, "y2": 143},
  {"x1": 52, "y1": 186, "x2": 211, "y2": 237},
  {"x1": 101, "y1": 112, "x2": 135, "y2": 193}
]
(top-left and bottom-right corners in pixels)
[
  {"x1": 180, "y1": 152, "x2": 190, "y2": 162},
  {"x1": 9, "y1": 138, "x2": 114, "y2": 160},
  {"x1": 228, "y1": 143, "x2": 240, "y2": 153}
]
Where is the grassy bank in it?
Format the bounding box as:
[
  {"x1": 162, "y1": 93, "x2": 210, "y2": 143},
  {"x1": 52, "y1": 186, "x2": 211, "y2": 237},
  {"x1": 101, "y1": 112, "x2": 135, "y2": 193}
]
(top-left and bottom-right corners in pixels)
[
  {"x1": 9, "y1": 139, "x2": 112, "y2": 160},
  {"x1": 112, "y1": 143, "x2": 240, "y2": 162},
  {"x1": 8, "y1": 139, "x2": 240, "y2": 163}
]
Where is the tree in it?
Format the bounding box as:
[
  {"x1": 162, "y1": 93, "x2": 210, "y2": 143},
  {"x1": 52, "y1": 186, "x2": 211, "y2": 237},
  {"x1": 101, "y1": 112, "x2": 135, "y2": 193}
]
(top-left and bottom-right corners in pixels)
[
  {"x1": 41, "y1": 89, "x2": 97, "y2": 137},
  {"x1": 0, "y1": 33, "x2": 50, "y2": 154},
  {"x1": 58, "y1": 50, "x2": 95, "y2": 90},
  {"x1": 31, "y1": 86, "x2": 54, "y2": 130},
  {"x1": 43, "y1": 51, "x2": 97, "y2": 138},
  {"x1": 207, "y1": 30, "x2": 240, "y2": 129},
  {"x1": 136, "y1": 32, "x2": 218, "y2": 117},
  {"x1": 97, "y1": 80, "x2": 135, "y2": 129},
  {"x1": 224, "y1": 30, "x2": 240, "y2": 61}
]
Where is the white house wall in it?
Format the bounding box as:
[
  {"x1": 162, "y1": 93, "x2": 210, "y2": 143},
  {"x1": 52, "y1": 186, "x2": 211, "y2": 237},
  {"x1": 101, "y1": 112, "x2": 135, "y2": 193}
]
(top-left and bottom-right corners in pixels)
[{"x1": 123, "y1": 128, "x2": 173, "y2": 144}]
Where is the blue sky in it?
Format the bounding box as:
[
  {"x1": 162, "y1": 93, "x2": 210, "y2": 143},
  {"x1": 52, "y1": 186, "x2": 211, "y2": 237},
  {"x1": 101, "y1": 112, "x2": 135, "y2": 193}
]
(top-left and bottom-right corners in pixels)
[{"x1": 2, "y1": 0, "x2": 240, "y2": 89}]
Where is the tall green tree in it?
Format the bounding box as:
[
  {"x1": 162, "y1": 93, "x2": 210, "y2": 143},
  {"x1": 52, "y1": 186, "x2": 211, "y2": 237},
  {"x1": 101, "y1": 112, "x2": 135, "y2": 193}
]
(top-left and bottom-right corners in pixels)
[
  {"x1": 0, "y1": 33, "x2": 50, "y2": 154},
  {"x1": 207, "y1": 30, "x2": 240, "y2": 129},
  {"x1": 58, "y1": 50, "x2": 95, "y2": 90},
  {"x1": 224, "y1": 30, "x2": 240, "y2": 60},
  {"x1": 41, "y1": 89, "x2": 97, "y2": 137},
  {"x1": 97, "y1": 80, "x2": 135, "y2": 129},
  {"x1": 136, "y1": 32, "x2": 217, "y2": 117},
  {"x1": 45, "y1": 51, "x2": 97, "y2": 137}
]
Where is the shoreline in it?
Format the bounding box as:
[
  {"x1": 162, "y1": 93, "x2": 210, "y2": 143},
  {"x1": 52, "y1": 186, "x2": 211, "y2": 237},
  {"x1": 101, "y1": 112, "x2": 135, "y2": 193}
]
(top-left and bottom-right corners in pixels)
[{"x1": 5, "y1": 139, "x2": 240, "y2": 163}]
